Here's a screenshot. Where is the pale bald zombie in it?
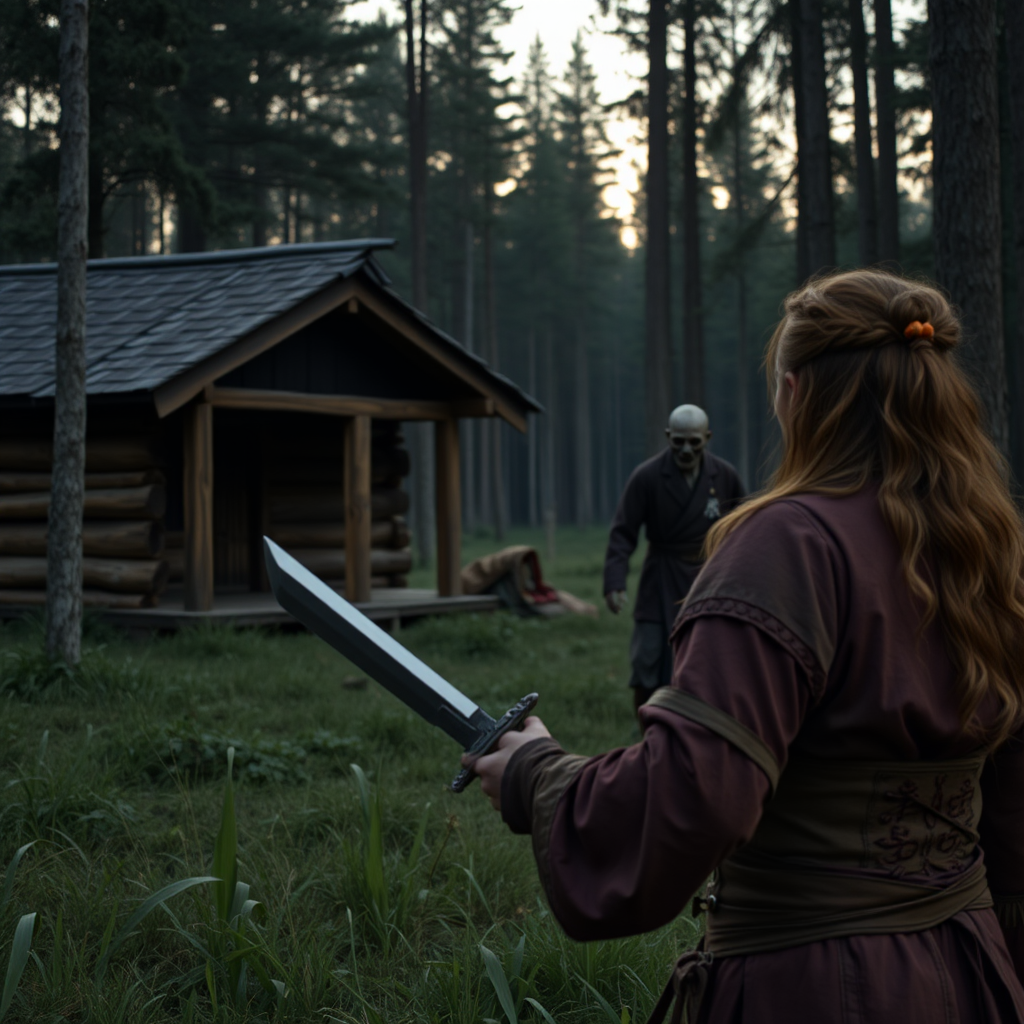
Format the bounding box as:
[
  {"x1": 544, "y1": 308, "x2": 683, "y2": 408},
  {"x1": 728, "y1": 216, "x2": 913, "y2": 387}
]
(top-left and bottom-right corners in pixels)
[{"x1": 604, "y1": 404, "x2": 745, "y2": 714}]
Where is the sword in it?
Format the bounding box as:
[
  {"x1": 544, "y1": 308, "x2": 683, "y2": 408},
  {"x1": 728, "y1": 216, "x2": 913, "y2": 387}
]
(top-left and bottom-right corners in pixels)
[{"x1": 263, "y1": 537, "x2": 538, "y2": 792}]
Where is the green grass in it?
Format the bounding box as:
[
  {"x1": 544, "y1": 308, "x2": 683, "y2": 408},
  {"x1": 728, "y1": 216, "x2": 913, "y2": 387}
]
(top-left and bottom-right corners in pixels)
[{"x1": 0, "y1": 526, "x2": 699, "y2": 1023}]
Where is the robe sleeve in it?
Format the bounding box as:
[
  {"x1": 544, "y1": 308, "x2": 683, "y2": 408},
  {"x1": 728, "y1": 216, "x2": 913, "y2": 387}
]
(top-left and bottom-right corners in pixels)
[
  {"x1": 603, "y1": 466, "x2": 648, "y2": 596},
  {"x1": 503, "y1": 617, "x2": 818, "y2": 940},
  {"x1": 979, "y1": 736, "x2": 1024, "y2": 978},
  {"x1": 505, "y1": 501, "x2": 839, "y2": 941}
]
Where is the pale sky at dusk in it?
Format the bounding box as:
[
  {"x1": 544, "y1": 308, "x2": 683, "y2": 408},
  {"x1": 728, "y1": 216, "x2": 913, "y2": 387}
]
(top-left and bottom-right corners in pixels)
[
  {"x1": 353, "y1": 0, "x2": 926, "y2": 238},
  {"x1": 353, "y1": 0, "x2": 647, "y2": 230}
]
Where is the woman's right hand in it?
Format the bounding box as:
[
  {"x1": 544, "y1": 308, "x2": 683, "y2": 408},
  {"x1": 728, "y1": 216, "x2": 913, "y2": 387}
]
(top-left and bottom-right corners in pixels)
[{"x1": 467, "y1": 716, "x2": 552, "y2": 812}]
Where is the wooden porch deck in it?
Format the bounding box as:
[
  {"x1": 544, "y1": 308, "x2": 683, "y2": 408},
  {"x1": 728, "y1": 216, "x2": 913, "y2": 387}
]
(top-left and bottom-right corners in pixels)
[{"x1": 0, "y1": 586, "x2": 500, "y2": 632}]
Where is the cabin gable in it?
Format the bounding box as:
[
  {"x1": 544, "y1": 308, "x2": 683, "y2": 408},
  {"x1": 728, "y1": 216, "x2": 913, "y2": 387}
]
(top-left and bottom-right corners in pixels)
[{"x1": 216, "y1": 305, "x2": 478, "y2": 402}]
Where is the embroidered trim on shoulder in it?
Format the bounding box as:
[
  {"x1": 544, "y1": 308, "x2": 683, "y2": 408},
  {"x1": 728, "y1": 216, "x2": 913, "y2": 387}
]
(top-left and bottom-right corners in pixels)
[{"x1": 673, "y1": 597, "x2": 826, "y2": 696}]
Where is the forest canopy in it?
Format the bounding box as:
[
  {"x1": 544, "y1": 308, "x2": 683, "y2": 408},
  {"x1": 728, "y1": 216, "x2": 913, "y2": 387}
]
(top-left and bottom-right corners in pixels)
[{"x1": 1, "y1": 0, "x2": 1021, "y2": 535}]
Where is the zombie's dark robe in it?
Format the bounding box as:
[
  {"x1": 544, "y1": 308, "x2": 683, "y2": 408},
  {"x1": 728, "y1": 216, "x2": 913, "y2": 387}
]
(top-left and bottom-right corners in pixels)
[
  {"x1": 603, "y1": 449, "x2": 745, "y2": 631},
  {"x1": 505, "y1": 488, "x2": 1024, "y2": 1022}
]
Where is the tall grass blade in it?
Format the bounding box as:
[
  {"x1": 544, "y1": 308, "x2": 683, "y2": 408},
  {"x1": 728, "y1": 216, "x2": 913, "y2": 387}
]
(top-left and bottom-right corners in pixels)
[
  {"x1": 52, "y1": 907, "x2": 63, "y2": 991},
  {"x1": 351, "y1": 764, "x2": 388, "y2": 920},
  {"x1": 0, "y1": 912, "x2": 37, "y2": 1023},
  {"x1": 461, "y1": 866, "x2": 495, "y2": 923},
  {"x1": 523, "y1": 998, "x2": 557, "y2": 1024},
  {"x1": 405, "y1": 803, "x2": 429, "y2": 873},
  {"x1": 350, "y1": 763, "x2": 371, "y2": 826},
  {"x1": 50, "y1": 830, "x2": 89, "y2": 868},
  {"x1": 1, "y1": 843, "x2": 35, "y2": 915},
  {"x1": 213, "y1": 747, "x2": 238, "y2": 925},
  {"x1": 244, "y1": 951, "x2": 287, "y2": 1012},
  {"x1": 510, "y1": 934, "x2": 525, "y2": 996},
  {"x1": 206, "y1": 960, "x2": 219, "y2": 1018},
  {"x1": 577, "y1": 975, "x2": 624, "y2": 1024},
  {"x1": 94, "y1": 876, "x2": 218, "y2": 983},
  {"x1": 96, "y1": 901, "x2": 120, "y2": 968},
  {"x1": 480, "y1": 944, "x2": 518, "y2": 1024},
  {"x1": 228, "y1": 881, "x2": 262, "y2": 927}
]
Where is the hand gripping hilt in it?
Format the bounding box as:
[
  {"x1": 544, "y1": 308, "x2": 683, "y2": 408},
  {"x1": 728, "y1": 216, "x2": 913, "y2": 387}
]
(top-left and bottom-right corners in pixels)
[{"x1": 449, "y1": 693, "x2": 540, "y2": 794}]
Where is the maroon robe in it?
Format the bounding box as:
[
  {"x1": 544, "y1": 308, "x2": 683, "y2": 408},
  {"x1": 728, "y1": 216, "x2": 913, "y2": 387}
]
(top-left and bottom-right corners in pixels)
[{"x1": 504, "y1": 488, "x2": 1024, "y2": 1022}]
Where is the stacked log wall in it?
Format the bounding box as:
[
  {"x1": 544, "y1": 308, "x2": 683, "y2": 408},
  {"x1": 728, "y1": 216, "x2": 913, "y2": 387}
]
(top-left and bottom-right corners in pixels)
[
  {"x1": 0, "y1": 438, "x2": 168, "y2": 609},
  {"x1": 265, "y1": 421, "x2": 413, "y2": 588}
]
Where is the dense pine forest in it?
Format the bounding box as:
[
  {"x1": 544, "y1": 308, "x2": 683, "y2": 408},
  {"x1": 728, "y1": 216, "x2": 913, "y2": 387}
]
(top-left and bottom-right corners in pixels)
[{"x1": 1, "y1": 0, "x2": 1022, "y2": 546}]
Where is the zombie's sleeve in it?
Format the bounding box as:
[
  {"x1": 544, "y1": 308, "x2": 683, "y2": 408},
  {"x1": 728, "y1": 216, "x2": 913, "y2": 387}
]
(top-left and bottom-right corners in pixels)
[
  {"x1": 504, "y1": 502, "x2": 838, "y2": 940},
  {"x1": 979, "y1": 737, "x2": 1024, "y2": 979},
  {"x1": 727, "y1": 464, "x2": 747, "y2": 507},
  {"x1": 603, "y1": 466, "x2": 648, "y2": 595}
]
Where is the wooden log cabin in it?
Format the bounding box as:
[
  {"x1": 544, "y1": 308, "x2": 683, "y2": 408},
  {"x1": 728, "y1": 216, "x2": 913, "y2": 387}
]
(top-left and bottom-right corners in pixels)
[{"x1": 0, "y1": 240, "x2": 539, "y2": 620}]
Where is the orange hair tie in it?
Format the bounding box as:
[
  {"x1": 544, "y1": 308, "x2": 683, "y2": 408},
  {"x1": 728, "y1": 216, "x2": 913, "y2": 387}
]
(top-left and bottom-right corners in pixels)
[{"x1": 904, "y1": 321, "x2": 935, "y2": 340}]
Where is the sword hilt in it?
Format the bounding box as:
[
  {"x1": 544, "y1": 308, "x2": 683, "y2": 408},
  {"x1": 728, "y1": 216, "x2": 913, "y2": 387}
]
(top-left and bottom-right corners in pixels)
[{"x1": 450, "y1": 692, "x2": 540, "y2": 794}]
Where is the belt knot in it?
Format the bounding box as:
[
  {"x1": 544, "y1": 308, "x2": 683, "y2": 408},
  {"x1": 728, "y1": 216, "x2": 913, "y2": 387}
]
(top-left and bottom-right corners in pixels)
[{"x1": 645, "y1": 949, "x2": 714, "y2": 1024}]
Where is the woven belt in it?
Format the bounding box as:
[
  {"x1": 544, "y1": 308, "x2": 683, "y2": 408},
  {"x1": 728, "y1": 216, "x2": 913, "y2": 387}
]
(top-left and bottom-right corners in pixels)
[
  {"x1": 648, "y1": 542, "x2": 704, "y2": 563},
  {"x1": 644, "y1": 687, "x2": 992, "y2": 1022}
]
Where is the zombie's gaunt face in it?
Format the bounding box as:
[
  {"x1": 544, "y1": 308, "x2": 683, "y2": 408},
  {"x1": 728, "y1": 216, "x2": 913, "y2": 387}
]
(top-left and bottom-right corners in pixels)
[{"x1": 667, "y1": 429, "x2": 709, "y2": 472}]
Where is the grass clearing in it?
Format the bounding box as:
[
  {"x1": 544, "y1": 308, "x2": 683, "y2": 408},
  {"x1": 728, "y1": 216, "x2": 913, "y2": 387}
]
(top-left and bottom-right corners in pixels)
[{"x1": 0, "y1": 526, "x2": 699, "y2": 1022}]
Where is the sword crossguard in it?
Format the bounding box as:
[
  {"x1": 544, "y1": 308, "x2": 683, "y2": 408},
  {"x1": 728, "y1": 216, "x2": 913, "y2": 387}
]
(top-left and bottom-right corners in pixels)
[{"x1": 449, "y1": 692, "x2": 540, "y2": 794}]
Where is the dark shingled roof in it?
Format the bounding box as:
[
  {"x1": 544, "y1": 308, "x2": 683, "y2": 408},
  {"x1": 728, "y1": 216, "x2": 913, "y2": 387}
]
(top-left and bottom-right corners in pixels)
[{"x1": 0, "y1": 240, "x2": 540, "y2": 414}]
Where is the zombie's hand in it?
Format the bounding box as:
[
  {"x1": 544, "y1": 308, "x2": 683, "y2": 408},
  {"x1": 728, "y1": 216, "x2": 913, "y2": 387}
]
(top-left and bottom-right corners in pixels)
[
  {"x1": 605, "y1": 590, "x2": 628, "y2": 615},
  {"x1": 467, "y1": 716, "x2": 552, "y2": 812}
]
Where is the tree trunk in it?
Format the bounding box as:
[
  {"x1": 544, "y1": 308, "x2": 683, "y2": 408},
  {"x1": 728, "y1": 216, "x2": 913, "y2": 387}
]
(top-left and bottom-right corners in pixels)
[
  {"x1": 87, "y1": 149, "x2": 103, "y2": 258},
  {"x1": 873, "y1": 0, "x2": 900, "y2": 263},
  {"x1": 849, "y1": 0, "x2": 879, "y2": 265},
  {"x1": 406, "y1": 0, "x2": 429, "y2": 311},
  {"x1": 929, "y1": 0, "x2": 1007, "y2": 451},
  {"x1": 483, "y1": 211, "x2": 504, "y2": 540},
  {"x1": 612, "y1": 331, "x2": 623, "y2": 502},
  {"x1": 47, "y1": 0, "x2": 89, "y2": 665},
  {"x1": 23, "y1": 84, "x2": 32, "y2": 161},
  {"x1": 405, "y1": 0, "x2": 434, "y2": 567},
  {"x1": 682, "y1": 0, "x2": 705, "y2": 407},
  {"x1": 790, "y1": 0, "x2": 811, "y2": 281},
  {"x1": 543, "y1": 328, "x2": 557, "y2": 562},
  {"x1": 732, "y1": 1, "x2": 750, "y2": 488},
  {"x1": 252, "y1": 155, "x2": 267, "y2": 247},
  {"x1": 574, "y1": 322, "x2": 593, "y2": 525},
  {"x1": 527, "y1": 326, "x2": 538, "y2": 526},
  {"x1": 794, "y1": 0, "x2": 836, "y2": 276},
  {"x1": 1001, "y1": 2, "x2": 1024, "y2": 481},
  {"x1": 462, "y1": 223, "x2": 477, "y2": 533},
  {"x1": 645, "y1": 0, "x2": 674, "y2": 453},
  {"x1": 178, "y1": 202, "x2": 207, "y2": 253}
]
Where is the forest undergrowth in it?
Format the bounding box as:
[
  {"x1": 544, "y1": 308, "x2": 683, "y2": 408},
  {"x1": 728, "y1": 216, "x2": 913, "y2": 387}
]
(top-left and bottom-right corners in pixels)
[{"x1": 0, "y1": 527, "x2": 700, "y2": 1023}]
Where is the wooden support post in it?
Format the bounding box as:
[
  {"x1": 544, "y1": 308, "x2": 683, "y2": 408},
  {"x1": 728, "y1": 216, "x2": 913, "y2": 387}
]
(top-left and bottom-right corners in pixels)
[
  {"x1": 183, "y1": 402, "x2": 214, "y2": 611},
  {"x1": 435, "y1": 418, "x2": 462, "y2": 597},
  {"x1": 344, "y1": 414, "x2": 372, "y2": 602},
  {"x1": 247, "y1": 429, "x2": 270, "y2": 592}
]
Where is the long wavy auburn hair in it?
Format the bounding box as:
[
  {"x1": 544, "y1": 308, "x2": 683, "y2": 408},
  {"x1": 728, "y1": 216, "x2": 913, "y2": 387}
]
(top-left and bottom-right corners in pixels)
[{"x1": 707, "y1": 269, "x2": 1024, "y2": 745}]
